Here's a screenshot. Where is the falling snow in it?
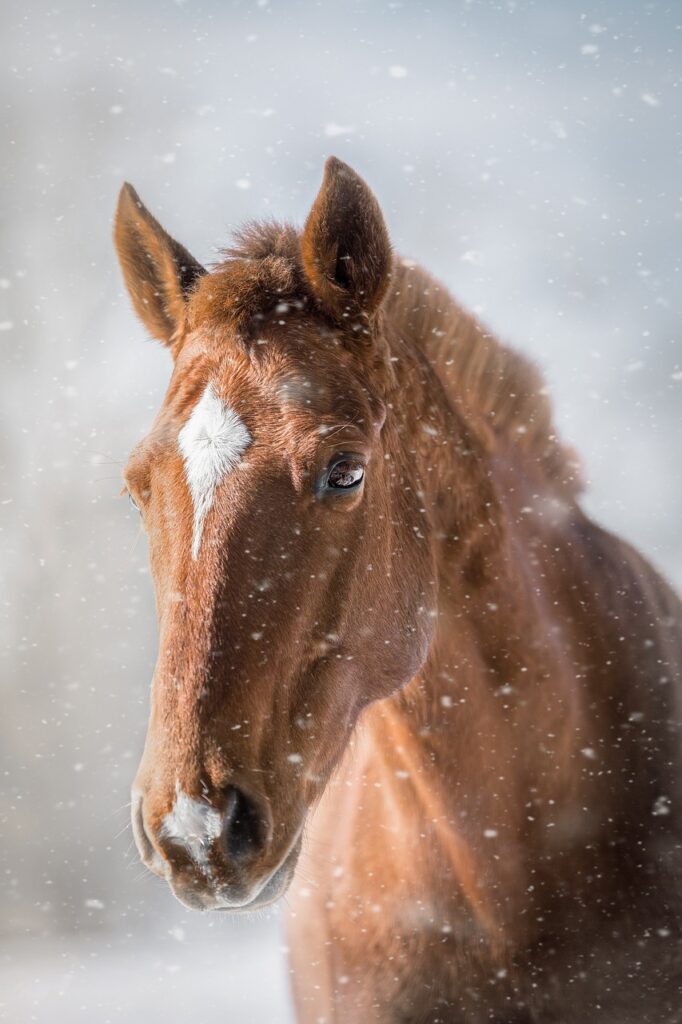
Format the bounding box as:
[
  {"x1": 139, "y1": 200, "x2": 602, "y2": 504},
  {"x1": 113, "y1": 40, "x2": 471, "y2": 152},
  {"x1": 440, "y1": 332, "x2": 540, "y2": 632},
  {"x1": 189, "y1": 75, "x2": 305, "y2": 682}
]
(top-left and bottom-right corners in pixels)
[{"x1": 1, "y1": 2, "x2": 680, "y2": 1023}]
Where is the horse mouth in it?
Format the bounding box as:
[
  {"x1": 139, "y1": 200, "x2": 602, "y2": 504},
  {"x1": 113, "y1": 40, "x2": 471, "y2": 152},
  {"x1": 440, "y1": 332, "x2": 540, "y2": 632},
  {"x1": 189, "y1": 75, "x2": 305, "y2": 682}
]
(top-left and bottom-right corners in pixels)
[
  {"x1": 216, "y1": 847, "x2": 299, "y2": 912},
  {"x1": 169, "y1": 833, "x2": 302, "y2": 913}
]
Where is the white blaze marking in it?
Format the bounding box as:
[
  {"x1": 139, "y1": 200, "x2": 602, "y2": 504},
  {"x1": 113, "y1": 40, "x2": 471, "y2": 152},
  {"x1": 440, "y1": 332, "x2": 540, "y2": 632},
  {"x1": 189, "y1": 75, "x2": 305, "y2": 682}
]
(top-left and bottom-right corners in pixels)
[
  {"x1": 160, "y1": 783, "x2": 223, "y2": 873},
  {"x1": 178, "y1": 384, "x2": 251, "y2": 559}
]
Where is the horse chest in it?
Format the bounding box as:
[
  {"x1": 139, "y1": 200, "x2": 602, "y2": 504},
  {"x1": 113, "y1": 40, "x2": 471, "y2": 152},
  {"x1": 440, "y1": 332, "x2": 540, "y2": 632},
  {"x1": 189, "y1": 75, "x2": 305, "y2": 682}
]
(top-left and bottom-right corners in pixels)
[
  {"x1": 288, "y1": 888, "x2": 682, "y2": 1024},
  {"x1": 288, "y1": 825, "x2": 682, "y2": 1024}
]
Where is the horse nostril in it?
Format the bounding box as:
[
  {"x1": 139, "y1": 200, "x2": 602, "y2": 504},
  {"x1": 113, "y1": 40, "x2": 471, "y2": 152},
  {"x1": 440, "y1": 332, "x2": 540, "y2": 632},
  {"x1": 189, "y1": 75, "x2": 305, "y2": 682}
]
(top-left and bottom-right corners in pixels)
[
  {"x1": 132, "y1": 793, "x2": 153, "y2": 858},
  {"x1": 222, "y1": 786, "x2": 268, "y2": 861},
  {"x1": 131, "y1": 792, "x2": 166, "y2": 877}
]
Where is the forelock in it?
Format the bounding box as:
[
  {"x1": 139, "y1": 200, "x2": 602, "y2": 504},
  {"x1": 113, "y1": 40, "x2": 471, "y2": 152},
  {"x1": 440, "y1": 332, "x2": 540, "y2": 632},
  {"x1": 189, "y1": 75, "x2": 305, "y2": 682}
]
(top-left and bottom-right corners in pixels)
[{"x1": 188, "y1": 221, "x2": 306, "y2": 337}]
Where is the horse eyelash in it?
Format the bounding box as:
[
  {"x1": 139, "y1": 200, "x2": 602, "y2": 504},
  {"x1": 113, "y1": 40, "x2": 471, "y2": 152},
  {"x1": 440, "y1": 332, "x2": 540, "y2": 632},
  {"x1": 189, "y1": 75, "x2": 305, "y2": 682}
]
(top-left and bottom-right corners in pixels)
[{"x1": 121, "y1": 487, "x2": 141, "y2": 514}]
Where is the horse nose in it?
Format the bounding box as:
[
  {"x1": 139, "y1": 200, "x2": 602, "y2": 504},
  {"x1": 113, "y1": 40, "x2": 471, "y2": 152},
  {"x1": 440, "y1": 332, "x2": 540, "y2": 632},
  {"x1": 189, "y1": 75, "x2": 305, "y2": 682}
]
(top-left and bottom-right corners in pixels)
[
  {"x1": 132, "y1": 784, "x2": 271, "y2": 875},
  {"x1": 130, "y1": 783, "x2": 296, "y2": 910},
  {"x1": 222, "y1": 785, "x2": 271, "y2": 861}
]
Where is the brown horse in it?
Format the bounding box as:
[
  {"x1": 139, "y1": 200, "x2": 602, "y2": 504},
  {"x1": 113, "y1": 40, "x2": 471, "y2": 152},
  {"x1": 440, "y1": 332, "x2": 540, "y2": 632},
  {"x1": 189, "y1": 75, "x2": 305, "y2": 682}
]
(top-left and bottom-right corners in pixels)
[{"x1": 115, "y1": 158, "x2": 682, "y2": 1023}]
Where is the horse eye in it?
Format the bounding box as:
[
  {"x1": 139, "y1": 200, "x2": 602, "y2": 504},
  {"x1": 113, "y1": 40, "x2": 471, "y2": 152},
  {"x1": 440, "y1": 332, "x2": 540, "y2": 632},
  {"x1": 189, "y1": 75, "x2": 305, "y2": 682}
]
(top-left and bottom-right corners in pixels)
[
  {"x1": 128, "y1": 492, "x2": 141, "y2": 514},
  {"x1": 327, "y1": 459, "x2": 365, "y2": 490}
]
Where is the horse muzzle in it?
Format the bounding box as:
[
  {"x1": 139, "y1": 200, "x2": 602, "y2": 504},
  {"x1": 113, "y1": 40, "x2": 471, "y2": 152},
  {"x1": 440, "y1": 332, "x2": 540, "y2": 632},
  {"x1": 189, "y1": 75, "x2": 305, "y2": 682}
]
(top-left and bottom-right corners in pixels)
[{"x1": 131, "y1": 784, "x2": 303, "y2": 912}]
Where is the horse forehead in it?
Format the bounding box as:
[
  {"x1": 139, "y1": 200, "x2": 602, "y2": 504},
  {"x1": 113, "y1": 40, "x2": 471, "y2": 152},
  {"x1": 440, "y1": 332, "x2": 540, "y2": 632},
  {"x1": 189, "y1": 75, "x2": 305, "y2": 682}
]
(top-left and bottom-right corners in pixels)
[
  {"x1": 267, "y1": 355, "x2": 374, "y2": 425},
  {"x1": 175, "y1": 322, "x2": 370, "y2": 420}
]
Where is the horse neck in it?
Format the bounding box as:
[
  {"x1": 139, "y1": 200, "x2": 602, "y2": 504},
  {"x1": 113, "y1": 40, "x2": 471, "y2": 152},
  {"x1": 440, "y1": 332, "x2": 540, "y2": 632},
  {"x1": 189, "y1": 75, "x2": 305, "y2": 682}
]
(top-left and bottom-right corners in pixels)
[
  {"x1": 376, "y1": 318, "x2": 506, "y2": 766},
  {"x1": 379, "y1": 297, "x2": 573, "y2": 769},
  {"x1": 356, "y1": 320, "x2": 583, "y2": 936}
]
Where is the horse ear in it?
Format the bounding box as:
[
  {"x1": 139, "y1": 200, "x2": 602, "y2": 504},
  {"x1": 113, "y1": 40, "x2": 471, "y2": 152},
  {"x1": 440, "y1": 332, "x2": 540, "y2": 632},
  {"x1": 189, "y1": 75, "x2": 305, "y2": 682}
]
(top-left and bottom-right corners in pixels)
[
  {"x1": 301, "y1": 157, "x2": 391, "y2": 321},
  {"x1": 114, "y1": 183, "x2": 206, "y2": 349}
]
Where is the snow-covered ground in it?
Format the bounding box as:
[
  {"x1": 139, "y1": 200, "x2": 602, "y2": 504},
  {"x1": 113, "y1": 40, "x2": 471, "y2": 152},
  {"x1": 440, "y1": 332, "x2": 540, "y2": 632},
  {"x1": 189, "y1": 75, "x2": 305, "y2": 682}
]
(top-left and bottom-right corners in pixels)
[{"x1": 0, "y1": 917, "x2": 294, "y2": 1024}]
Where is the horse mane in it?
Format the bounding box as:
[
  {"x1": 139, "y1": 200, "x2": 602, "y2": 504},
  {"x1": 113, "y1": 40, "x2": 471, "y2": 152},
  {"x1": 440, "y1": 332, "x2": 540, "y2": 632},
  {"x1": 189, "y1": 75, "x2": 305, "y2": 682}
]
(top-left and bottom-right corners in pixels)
[
  {"x1": 210, "y1": 221, "x2": 582, "y2": 497},
  {"x1": 383, "y1": 260, "x2": 582, "y2": 497}
]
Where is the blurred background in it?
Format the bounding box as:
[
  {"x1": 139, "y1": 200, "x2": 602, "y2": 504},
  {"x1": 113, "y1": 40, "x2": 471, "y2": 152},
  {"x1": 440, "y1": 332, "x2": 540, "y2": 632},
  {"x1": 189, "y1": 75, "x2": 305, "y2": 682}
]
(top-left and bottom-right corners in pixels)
[{"x1": 0, "y1": 0, "x2": 680, "y2": 1021}]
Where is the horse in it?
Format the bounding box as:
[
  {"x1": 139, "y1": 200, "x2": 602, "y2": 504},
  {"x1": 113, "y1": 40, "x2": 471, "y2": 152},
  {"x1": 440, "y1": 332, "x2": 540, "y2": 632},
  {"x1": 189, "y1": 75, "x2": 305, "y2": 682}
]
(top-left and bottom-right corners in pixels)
[{"x1": 114, "y1": 157, "x2": 682, "y2": 1023}]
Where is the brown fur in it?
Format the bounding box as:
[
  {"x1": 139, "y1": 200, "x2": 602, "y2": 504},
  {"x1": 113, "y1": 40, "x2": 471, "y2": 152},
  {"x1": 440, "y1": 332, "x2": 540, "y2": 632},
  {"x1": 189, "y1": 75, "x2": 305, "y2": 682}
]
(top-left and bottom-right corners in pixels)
[{"x1": 115, "y1": 157, "x2": 682, "y2": 1023}]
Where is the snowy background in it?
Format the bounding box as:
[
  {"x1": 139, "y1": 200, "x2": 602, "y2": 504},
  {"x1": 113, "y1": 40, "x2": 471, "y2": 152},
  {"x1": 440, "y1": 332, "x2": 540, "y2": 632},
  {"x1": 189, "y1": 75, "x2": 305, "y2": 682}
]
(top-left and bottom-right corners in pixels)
[{"x1": 1, "y1": 1, "x2": 680, "y2": 1021}]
